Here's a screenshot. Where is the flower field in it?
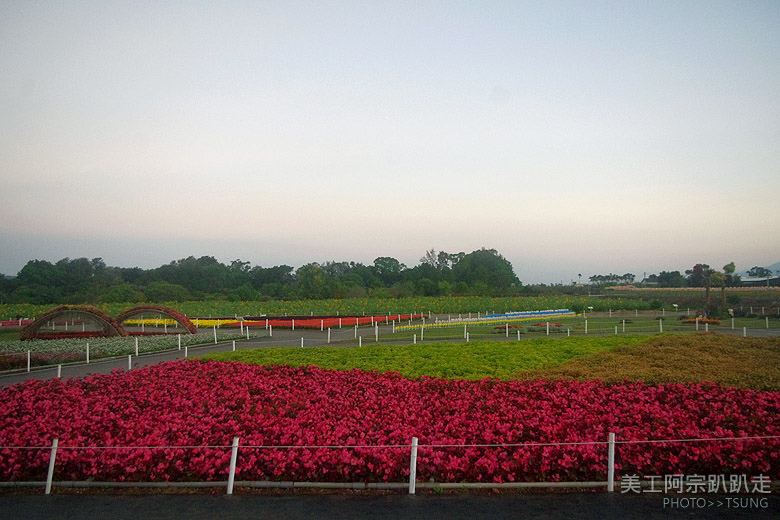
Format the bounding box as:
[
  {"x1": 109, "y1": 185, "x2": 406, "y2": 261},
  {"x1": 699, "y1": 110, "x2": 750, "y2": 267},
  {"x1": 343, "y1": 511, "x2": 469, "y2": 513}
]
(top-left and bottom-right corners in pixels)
[
  {"x1": 0, "y1": 295, "x2": 647, "y2": 322},
  {"x1": 0, "y1": 332, "x2": 252, "y2": 371},
  {"x1": 0, "y1": 361, "x2": 778, "y2": 484}
]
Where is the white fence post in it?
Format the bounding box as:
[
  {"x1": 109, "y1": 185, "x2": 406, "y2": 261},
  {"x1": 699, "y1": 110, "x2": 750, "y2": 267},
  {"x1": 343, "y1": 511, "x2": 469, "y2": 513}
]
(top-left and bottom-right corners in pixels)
[
  {"x1": 213, "y1": 326, "x2": 217, "y2": 344},
  {"x1": 227, "y1": 436, "x2": 239, "y2": 495},
  {"x1": 328, "y1": 328, "x2": 331, "y2": 344},
  {"x1": 135, "y1": 337, "x2": 139, "y2": 356},
  {"x1": 743, "y1": 326, "x2": 747, "y2": 337},
  {"x1": 585, "y1": 320, "x2": 588, "y2": 335},
  {"x1": 178, "y1": 334, "x2": 181, "y2": 350},
  {"x1": 86, "y1": 343, "x2": 89, "y2": 364},
  {"x1": 232, "y1": 340, "x2": 236, "y2": 352},
  {"x1": 27, "y1": 350, "x2": 31, "y2": 372},
  {"x1": 409, "y1": 437, "x2": 418, "y2": 495},
  {"x1": 45, "y1": 438, "x2": 59, "y2": 495},
  {"x1": 607, "y1": 433, "x2": 616, "y2": 492},
  {"x1": 301, "y1": 337, "x2": 304, "y2": 348},
  {"x1": 128, "y1": 355, "x2": 132, "y2": 371},
  {"x1": 56, "y1": 364, "x2": 61, "y2": 378},
  {"x1": 659, "y1": 319, "x2": 663, "y2": 333}
]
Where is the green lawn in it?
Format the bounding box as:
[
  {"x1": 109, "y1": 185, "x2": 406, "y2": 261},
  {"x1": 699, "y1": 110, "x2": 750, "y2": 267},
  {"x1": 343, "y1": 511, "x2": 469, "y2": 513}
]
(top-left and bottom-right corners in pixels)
[{"x1": 201, "y1": 335, "x2": 655, "y2": 380}]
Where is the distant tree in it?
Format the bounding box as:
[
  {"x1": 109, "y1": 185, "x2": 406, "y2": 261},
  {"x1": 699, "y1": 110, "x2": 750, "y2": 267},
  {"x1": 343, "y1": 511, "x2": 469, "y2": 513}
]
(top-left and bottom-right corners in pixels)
[
  {"x1": 686, "y1": 264, "x2": 716, "y2": 310},
  {"x1": 348, "y1": 262, "x2": 382, "y2": 289},
  {"x1": 451, "y1": 248, "x2": 520, "y2": 294},
  {"x1": 294, "y1": 263, "x2": 330, "y2": 299},
  {"x1": 437, "y1": 280, "x2": 453, "y2": 295},
  {"x1": 747, "y1": 266, "x2": 773, "y2": 278},
  {"x1": 372, "y1": 257, "x2": 405, "y2": 287},
  {"x1": 144, "y1": 281, "x2": 191, "y2": 302},
  {"x1": 101, "y1": 283, "x2": 144, "y2": 303},
  {"x1": 656, "y1": 271, "x2": 685, "y2": 287},
  {"x1": 249, "y1": 265, "x2": 294, "y2": 291},
  {"x1": 420, "y1": 249, "x2": 438, "y2": 267},
  {"x1": 0, "y1": 274, "x2": 11, "y2": 304},
  {"x1": 415, "y1": 278, "x2": 438, "y2": 296}
]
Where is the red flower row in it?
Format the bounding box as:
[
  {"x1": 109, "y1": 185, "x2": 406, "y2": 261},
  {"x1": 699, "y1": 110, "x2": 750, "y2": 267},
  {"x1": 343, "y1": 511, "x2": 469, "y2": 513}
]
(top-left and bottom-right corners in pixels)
[
  {"x1": 228, "y1": 315, "x2": 421, "y2": 329},
  {"x1": 1, "y1": 362, "x2": 778, "y2": 483}
]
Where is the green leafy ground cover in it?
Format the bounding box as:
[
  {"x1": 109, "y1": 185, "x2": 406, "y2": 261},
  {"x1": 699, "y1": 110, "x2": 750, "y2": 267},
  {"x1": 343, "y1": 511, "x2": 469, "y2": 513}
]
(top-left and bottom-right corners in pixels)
[
  {"x1": 0, "y1": 331, "x2": 253, "y2": 370},
  {"x1": 1, "y1": 295, "x2": 647, "y2": 321},
  {"x1": 513, "y1": 334, "x2": 780, "y2": 391},
  {"x1": 202, "y1": 335, "x2": 654, "y2": 380}
]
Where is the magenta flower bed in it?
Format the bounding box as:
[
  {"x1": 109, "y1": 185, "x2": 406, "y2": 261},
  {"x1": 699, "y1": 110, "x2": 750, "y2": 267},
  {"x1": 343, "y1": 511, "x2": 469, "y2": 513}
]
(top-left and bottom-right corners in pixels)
[{"x1": 0, "y1": 361, "x2": 778, "y2": 483}]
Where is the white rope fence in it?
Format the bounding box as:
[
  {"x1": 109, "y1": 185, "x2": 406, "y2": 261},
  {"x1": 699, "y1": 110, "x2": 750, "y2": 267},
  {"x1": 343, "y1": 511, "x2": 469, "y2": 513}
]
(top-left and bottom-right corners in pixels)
[{"x1": 3, "y1": 434, "x2": 778, "y2": 495}]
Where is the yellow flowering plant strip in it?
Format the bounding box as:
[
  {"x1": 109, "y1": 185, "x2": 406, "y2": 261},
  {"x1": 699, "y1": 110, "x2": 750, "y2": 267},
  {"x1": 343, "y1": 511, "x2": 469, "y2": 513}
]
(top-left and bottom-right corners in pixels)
[{"x1": 396, "y1": 311, "x2": 579, "y2": 332}]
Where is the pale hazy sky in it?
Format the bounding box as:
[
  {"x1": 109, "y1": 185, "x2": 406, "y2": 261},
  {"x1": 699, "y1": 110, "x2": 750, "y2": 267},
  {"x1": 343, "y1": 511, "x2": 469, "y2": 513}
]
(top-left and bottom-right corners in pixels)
[{"x1": 1, "y1": 1, "x2": 778, "y2": 283}]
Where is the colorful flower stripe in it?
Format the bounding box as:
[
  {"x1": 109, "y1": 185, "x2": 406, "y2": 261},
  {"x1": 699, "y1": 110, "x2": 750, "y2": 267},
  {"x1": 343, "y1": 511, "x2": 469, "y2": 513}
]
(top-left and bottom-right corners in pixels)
[
  {"x1": 221, "y1": 315, "x2": 422, "y2": 329},
  {"x1": 0, "y1": 320, "x2": 34, "y2": 327},
  {"x1": 1, "y1": 362, "x2": 778, "y2": 483},
  {"x1": 396, "y1": 314, "x2": 573, "y2": 332}
]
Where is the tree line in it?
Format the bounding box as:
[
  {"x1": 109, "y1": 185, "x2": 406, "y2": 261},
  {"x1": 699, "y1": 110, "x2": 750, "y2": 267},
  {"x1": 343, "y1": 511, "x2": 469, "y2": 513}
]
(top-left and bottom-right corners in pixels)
[{"x1": 0, "y1": 248, "x2": 521, "y2": 304}]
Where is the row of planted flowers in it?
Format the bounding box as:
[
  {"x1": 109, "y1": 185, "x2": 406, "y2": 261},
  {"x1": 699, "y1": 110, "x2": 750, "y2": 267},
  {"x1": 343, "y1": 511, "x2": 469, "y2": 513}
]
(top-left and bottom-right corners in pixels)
[
  {"x1": 220, "y1": 314, "x2": 423, "y2": 329},
  {"x1": 0, "y1": 361, "x2": 778, "y2": 483},
  {"x1": 0, "y1": 332, "x2": 252, "y2": 371}
]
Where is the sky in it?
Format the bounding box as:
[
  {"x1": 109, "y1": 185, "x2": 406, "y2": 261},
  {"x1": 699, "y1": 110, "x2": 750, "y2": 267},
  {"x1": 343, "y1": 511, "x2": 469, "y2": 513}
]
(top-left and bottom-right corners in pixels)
[{"x1": 1, "y1": 1, "x2": 778, "y2": 284}]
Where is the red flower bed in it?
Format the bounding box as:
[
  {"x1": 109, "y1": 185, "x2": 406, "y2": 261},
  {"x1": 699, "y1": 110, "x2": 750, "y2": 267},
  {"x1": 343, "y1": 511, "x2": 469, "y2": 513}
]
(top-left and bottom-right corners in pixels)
[
  {"x1": 0, "y1": 320, "x2": 33, "y2": 328},
  {"x1": 1, "y1": 363, "x2": 778, "y2": 483},
  {"x1": 494, "y1": 325, "x2": 521, "y2": 330},
  {"x1": 231, "y1": 314, "x2": 421, "y2": 329},
  {"x1": 683, "y1": 319, "x2": 721, "y2": 325},
  {"x1": 531, "y1": 323, "x2": 563, "y2": 327}
]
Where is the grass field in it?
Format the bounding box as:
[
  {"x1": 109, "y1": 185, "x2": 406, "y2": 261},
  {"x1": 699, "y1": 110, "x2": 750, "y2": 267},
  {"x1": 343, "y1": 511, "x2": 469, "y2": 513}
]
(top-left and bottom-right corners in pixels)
[
  {"x1": 202, "y1": 334, "x2": 780, "y2": 391},
  {"x1": 387, "y1": 314, "x2": 779, "y2": 342}
]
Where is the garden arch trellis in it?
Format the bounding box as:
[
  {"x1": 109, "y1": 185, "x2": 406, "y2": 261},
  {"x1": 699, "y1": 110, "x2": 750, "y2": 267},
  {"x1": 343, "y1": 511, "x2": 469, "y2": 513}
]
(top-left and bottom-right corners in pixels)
[
  {"x1": 20, "y1": 305, "x2": 128, "y2": 340},
  {"x1": 116, "y1": 306, "x2": 198, "y2": 335}
]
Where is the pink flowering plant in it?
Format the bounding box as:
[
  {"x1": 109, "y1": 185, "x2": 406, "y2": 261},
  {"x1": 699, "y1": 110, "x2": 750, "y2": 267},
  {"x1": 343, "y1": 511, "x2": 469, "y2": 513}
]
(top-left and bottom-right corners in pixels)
[{"x1": 0, "y1": 361, "x2": 778, "y2": 483}]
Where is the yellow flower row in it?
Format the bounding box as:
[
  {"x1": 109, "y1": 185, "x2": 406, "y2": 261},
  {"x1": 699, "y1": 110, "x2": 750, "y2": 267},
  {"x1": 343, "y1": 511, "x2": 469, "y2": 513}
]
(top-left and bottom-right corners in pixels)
[{"x1": 395, "y1": 314, "x2": 580, "y2": 332}]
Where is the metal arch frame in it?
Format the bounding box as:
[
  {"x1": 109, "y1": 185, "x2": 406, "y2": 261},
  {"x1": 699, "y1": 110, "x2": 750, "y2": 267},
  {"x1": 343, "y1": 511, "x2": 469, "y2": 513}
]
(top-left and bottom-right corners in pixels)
[
  {"x1": 115, "y1": 306, "x2": 198, "y2": 335},
  {"x1": 20, "y1": 305, "x2": 128, "y2": 340}
]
